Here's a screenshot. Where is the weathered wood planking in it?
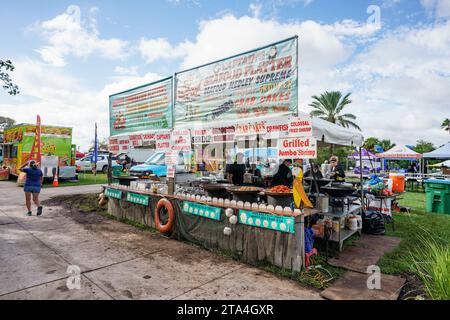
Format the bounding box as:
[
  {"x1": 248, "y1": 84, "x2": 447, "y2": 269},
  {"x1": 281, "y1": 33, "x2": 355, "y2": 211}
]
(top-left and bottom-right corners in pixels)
[{"x1": 106, "y1": 188, "x2": 304, "y2": 271}]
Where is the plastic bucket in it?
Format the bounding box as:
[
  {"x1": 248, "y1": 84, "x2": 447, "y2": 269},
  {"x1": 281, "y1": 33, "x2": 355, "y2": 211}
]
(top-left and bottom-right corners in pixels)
[{"x1": 389, "y1": 173, "x2": 405, "y2": 193}]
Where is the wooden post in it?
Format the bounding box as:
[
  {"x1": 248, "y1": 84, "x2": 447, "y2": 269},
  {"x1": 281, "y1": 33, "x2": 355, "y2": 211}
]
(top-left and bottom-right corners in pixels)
[
  {"x1": 168, "y1": 177, "x2": 175, "y2": 195},
  {"x1": 293, "y1": 214, "x2": 304, "y2": 271}
]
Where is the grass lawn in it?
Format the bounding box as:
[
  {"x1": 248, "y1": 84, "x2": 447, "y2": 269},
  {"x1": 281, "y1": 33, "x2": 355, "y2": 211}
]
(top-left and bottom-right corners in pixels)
[
  {"x1": 378, "y1": 192, "x2": 450, "y2": 275},
  {"x1": 42, "y1": 172, "x2": 108, "y2": 188}
]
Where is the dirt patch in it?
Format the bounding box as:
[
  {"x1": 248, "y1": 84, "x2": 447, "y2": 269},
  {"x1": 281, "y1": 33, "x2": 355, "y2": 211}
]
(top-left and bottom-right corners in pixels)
[{"x1": 42, "y1": 194, "x2": 107, "y2": 225}]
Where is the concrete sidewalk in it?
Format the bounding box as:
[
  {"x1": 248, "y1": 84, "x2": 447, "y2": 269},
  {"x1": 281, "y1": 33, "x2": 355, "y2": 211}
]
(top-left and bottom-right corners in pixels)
[{"x1": 0, "y1": 181, "x2": 322, "y2": 300}]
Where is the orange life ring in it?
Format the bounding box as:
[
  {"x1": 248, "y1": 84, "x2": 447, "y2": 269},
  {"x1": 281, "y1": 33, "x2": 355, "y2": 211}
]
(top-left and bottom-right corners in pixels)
[{"x1": 155, "y1": 198, "x2": 175, "y2": 234}]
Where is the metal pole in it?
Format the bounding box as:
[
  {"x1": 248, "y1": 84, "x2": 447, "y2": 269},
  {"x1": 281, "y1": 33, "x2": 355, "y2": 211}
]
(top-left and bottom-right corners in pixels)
[
  {"x1": 107, "y1": 152, "x2": 112, "y2": 185},
  {"x1": 359, "y1": 147, "x2": 364, "y2": 214}
]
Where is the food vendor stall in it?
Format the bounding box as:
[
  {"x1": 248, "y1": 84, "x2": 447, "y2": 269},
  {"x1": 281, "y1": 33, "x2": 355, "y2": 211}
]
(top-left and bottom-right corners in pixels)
[
  {"x1": 102, "y1": 114, "x2": 365, "y2": 270},
  {"x1": 103, "y1": 36, "x2": 366, "y2": 272}
]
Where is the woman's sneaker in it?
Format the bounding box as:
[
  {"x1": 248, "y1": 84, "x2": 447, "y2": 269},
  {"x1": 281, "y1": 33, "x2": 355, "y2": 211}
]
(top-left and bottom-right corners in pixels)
[
  {"x1": 37, "y1": 206, "x2": 43, "y2": 216},
  {"x1": 26, "y1": 211, "x2": 32, "y2": 216}
]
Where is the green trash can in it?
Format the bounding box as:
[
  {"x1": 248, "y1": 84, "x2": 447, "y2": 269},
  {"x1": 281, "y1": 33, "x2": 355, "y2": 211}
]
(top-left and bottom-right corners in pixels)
[{"x1": 424, "y1": 179, "x2": 450, "y2": 214}]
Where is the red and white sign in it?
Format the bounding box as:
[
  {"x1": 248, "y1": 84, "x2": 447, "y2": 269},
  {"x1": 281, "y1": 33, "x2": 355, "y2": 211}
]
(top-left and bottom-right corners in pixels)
[
  {"x1": 264, "y1": 119, "x2": 289, "y2": 139},
  {"x1": 166, "y1": 165, "x2": 175, "y2": 178},
  {"x1": 212, "y1": 126, "x2": 235, "y2": 143},
  {"x1": 235, "y1": 121, "x2": 267, "y2": 136},
  {"x1": 109, "y1": 130, "x2": 171, "y2": 154},
  {"x1": 278, "y1": 136, "x2": 317, "y2": 159},
  {"x1": 288, "y1": 116, "x2": 313, "y2": 137},
  {"x1": 170, "y1": 129, "x2": 191, "y2": 152},
  {"x1": 192, "y1": 128, "x2": 213, "y2": 145},
  {"x1": 165, "y1": 150, "x2": 178, "y2": 165}
]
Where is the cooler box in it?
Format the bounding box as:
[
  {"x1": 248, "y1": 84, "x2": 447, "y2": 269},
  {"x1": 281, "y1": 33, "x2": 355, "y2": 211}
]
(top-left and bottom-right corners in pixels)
[
  {"x1": 424, "y1": 179, "x2": 450, "y2": 214},
  {"x1": 389, "y1": 173, "x2": 405, "y2": 193}
]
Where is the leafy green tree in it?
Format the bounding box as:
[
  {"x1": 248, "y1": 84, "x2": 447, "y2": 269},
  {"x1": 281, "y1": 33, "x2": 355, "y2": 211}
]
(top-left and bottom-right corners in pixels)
[
  {"x1": 442, "y1": 118, "x2": 450, "y2": 135},
  {"x1": 0, "y1": 60, "x2": 19, "y2": 95},
  {"x1": 380, "y1": 139, "x2": 395, "y2": 152},
  {"x1": 414, "y1": 140, "x2": 435, "y2": 154}
]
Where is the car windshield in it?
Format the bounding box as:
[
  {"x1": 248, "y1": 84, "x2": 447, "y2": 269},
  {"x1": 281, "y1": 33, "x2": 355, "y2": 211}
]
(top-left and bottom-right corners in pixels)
[{"x1": 144, "y1": 152, "x2": 165, "y2": 165}]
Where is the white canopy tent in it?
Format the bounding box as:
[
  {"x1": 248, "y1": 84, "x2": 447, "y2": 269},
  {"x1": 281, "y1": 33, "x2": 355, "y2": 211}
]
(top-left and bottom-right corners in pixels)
[
  {"x1": 423, "y1": 142, "x2": 450, "y2": 159},
  {"x1": 377, "y1": 144, "x2": 423, "y2": 173},
  {"x1": 377, "y1": 144, "x2": 422, "y2": 159},
  {"x1": 428, "y1": 160, "x2": 450, "y2": 168},
  {"x1": 311, "y1": 116, "x2": 364, "y2": 147}
]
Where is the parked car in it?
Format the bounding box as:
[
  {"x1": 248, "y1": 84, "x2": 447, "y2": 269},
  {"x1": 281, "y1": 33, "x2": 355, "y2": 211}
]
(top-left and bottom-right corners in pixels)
[
  {"x1": 129, "y1": 151, "x2": 190, "y2": 177},
  {"x1": 76, "y1": 154, "x2": 116, "y2": 173}
]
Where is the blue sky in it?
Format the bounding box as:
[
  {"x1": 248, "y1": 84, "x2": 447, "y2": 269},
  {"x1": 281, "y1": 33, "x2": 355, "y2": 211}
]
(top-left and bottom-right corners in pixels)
[{"x1": 1, "y1": 0, "x2": 450, "y2": 150}]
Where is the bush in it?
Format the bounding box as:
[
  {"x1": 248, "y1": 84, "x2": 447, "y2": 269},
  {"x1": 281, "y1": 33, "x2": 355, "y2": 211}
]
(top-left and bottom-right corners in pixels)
[{"x1": 408, "y1": 236, "x2": 450, "y2": 300}]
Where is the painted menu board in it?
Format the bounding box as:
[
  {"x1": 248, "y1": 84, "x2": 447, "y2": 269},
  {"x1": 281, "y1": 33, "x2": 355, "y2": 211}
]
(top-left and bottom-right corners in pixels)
[
  {"x1": 175, "y1": 37, "x2": 298, "y2": 127},
  {"x1": 109, "y1": 77, "x2": 173, "y2": 136}
]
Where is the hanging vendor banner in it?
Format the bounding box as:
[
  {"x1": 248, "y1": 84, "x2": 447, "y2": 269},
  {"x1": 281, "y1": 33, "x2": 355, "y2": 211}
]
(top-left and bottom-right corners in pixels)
[
  {"x1": 278, "y1": 136, "x2": 317, "y2": 159},
  {"x1": 191, "y1": 128, "x2": 213, "y2": 145},
  {"x1": 235, "y1": 121, "x2": 267, "y2": 136},
  {"x1": 211, "y1": 126, "x2": 235, "y2": 143},
  {"x1": 166, "y1": 165, "x2": 176, "y2": 178},
  {"x1": 170, "y1": 129, "x2": 191, "y2": 152},
  {"x1": 288, "y1": 115, "x2": 312, "y2": 137},
  {"x1": 109, "y1": 130, "x2": 171, "y2": 154},
  {"x1": 175, "y1": 37, "x2": 298, "y2": 127},
  {"x1": 109, "y1": 77, "x2": 173, "y2": 136},
  {"x1": 182, "y1": 201, "x2": 222, "y2": 221},
  {"x1": 238, "y1": 210, "x2": 294, "y2": 233}
]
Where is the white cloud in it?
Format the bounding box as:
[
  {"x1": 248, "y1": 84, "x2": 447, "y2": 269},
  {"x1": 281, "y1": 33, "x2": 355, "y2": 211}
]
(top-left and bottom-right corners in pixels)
[
  {"x1": 5, "y1": 6, "x2": 450, "y2": 151},
  {"x1": 0, "y1": 58, "x2": 161, "y2": 151},
  {"x1": 178, "y1": 15, "x2": 375, "y2": 70},
  {"x1": 421, "y1": 0, "x2": 450, "y2": 18},
  {"x1": 169, "y1": 13, "x2": 449, "y2": 146},
  {"x1": 114, "y1": 66, "x2": 139, "y2": 76},
  {"x1": 34, "y1": 5, "x2": 129, "y2": 66},
  {"x1": 138, "y1": 38, "x2": 189, "y2": 63}
]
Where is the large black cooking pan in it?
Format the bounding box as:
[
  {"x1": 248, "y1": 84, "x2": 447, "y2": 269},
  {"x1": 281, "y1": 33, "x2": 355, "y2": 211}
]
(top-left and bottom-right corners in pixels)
[
  {"x1": 303, "y1": 178, "x2": 333, "y2": 187},
  {"x1": 321, "y1": 185, "x2": 357, "y2": 198}
]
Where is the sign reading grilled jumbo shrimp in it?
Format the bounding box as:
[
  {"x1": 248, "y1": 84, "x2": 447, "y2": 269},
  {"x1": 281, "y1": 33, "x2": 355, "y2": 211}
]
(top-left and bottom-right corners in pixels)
[
  {"x1": 174, "y1": 37, "x2": 298, "y2": 127},
  {"x1": 278, "y1": 136, "x2": 317, "y2": 159}
]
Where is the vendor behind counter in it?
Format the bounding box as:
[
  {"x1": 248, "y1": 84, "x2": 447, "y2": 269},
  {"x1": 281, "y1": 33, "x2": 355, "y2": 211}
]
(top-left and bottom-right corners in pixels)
[
  {"x1": 271, "y1": 159, "x2": 293, "y2": 187},
  {"x1": 329, "y1": 156, "x2": 346, "y2": 182},
  {"x1": 226, "y1": 153, "x2": 246, "y2": 186}
]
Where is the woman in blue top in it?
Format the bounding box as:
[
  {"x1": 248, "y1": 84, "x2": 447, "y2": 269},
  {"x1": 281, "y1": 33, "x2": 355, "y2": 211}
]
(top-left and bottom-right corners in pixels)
[{"x1": 20, "y1": 160, "x2": 44, "y2": 216}]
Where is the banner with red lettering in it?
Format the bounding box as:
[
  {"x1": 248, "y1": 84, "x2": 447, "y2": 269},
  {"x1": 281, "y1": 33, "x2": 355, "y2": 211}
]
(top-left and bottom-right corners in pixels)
[
  {"x1": 174, "y1": 37, "x2": 298, "y2": 127},
  {"x1": 109, "y1": 130, "x2": 171, "y2": 154},
  {"x1": 109, "y1": 77, "x2": 173, "y2": 136},
  {"x1": 278, "y1": 136, "x2": 317, "y2": 159}
]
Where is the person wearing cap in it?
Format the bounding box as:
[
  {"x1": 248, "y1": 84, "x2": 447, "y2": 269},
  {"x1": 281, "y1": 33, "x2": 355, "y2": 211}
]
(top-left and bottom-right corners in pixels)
[
  {"x1": 20, "y1": 160, "x2": 44, "y2": 216},
  {"x1": 329, "y1": 156, "x2": 345, "y2": 182}
]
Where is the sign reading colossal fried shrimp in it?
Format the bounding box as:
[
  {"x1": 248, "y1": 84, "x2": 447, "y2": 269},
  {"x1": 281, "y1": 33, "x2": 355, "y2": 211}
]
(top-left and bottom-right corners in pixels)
[
  {"x1": 109, "y1": 77, "x2": 173, "y2": 136},
  {"x1": 174, "y1": 37, "x2": 298, "y2": 127}
]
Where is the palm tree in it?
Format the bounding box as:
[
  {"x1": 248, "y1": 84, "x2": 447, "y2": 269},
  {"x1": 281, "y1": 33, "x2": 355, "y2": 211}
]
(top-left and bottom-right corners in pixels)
[
  {"x1": 442, "y1": 118, "x2": 450, "y2": 136},
  {"x1": 309, "y1": 91, "x2": 361, "y2": 130},
  {"x1": 309, "y1": 91, "x2": 360, "y2": 154}
]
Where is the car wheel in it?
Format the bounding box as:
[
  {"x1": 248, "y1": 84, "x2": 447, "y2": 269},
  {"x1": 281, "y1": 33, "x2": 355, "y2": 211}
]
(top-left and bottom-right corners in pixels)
[{"x1": 102, "y1": 165, "x2": 108, "y2": 174}]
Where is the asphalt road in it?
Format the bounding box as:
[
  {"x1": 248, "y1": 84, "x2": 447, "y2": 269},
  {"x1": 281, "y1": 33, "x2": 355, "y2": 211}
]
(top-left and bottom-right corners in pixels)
[{"x1": 0, "y1": 181, "x2": 322, "y2": 300}]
